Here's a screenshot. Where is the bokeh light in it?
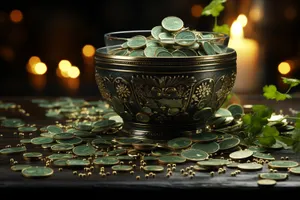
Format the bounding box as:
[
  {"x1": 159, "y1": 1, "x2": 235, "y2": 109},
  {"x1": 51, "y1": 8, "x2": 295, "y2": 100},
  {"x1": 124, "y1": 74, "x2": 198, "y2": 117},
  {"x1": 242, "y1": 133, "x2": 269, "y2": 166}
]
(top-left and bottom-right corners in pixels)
[
  {"x1": 27, "y1": 56, "x2": 41, "y2": 73},
  {"x1": 191, "y1": 4, "x2": 203, "y2": 18},
  {"x1": 33, "y1": 62, "x2": 47, "y2": 75},
  {"x1": 278, "y1": 62, "x2": 291, "y2": 75},
  {"x1": 237, "y1": 14, "x2": 248, "y2": 27},
  {"x1": 67, "y1": 66, "x2": 80, "y2": 79},
  {"x1": 10, "y1": 9, "x2": 23, "y2": 23},
  {"x1": 82, "y1": 45, "x2": 95, "y2": 57}
]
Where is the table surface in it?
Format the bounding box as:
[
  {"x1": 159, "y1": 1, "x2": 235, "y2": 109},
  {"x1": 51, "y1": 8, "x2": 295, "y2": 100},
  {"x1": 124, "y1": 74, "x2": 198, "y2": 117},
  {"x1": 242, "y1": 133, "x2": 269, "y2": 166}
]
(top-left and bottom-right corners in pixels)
[{"x1": 1, "y1": 95, "x2": 300, "y2": 197}]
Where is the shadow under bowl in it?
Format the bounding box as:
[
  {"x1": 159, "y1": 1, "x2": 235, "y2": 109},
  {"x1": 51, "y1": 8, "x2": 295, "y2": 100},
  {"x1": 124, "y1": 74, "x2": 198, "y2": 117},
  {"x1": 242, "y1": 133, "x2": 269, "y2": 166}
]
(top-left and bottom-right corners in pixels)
[{"x1": 94, "y1": 46, "x2": 237, "y2": 139}]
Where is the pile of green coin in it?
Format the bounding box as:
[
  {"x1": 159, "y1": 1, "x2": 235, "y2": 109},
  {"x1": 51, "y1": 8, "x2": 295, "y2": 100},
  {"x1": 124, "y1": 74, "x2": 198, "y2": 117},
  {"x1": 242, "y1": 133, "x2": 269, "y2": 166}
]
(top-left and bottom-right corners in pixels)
[
  {"x1": 0, "y1": 99, "x2": 298, "y2": 185},
  {"x1": 108, "y1": 16, "x2": 227, "y2": 57}
]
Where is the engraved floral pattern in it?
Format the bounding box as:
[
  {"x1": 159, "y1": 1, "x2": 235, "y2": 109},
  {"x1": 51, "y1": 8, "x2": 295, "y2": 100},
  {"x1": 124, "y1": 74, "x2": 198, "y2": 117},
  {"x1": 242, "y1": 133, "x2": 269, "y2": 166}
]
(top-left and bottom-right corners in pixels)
[
  {"x1": 95, "y1": 73, "x2": 111, "y2": 101},
  {"x1": 116, "y1": 83, "x2": 131, "y2": 99}
]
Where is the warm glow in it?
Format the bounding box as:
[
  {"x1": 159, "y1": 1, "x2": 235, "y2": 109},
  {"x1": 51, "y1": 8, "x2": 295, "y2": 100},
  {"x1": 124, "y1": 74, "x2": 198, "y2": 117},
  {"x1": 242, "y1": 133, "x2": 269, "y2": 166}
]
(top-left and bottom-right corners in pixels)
[
  {"x1": 27, "y1": 56, "x2": 41, "y2": 73},
  {"x1": 82, "y1": 45, "x2": 95, "y2": 57},
  {"x1": 284, "y1": 7, "x2": 297, "y2": 20},
  {"x1": 249, "y1": 7, "x2": 263, "y2": 22},
  {"x1": 10, "y1": 10, "x2": 23, "y2": 23},
  {"x1": 0, "y1": 47, "x2": 14, "y2": 61},
  {"x1": 237, "y1": 14, "x2": 248, "y2": 27},
  {"x1": 33, "y1": 62, "x2": 47, "y2": 75},
  {"x1": 67, "y1": 66, "x2": 80, "y2": 78},
  {"x1": 230, "y1": 20, "x2": 244, "y2": 40},
  {"x1": 191, "y1": 4, "x2": 203, "y2": 18},
  {"x1": 58, "y1": 60, "x2": 71, "y2": 71},
  {"x1": 278, "y1": 62, "x2": 291, "y2": 75}
]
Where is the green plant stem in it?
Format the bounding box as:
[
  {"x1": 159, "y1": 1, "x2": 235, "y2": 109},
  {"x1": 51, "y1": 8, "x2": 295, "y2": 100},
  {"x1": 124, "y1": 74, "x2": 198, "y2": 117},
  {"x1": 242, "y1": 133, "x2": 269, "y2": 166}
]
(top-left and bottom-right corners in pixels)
[
  {"x1": 285, "y1": 85, "x2": 293, "y2": 94},
  {"x1": 214, "y1": 17, "x2": 218, "y2": 27}
]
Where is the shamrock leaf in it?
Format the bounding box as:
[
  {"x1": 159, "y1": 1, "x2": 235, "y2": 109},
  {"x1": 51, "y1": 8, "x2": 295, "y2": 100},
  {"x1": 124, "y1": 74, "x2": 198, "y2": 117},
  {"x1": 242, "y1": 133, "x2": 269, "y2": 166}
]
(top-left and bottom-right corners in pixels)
[
  {"x1": 202, "y1": 0, "x2": 227, "y2": 17},
  {"x1": 263, "y1": 85, "x2": 292, "y2": 101},
  {"x1": 295, "y1": 113, "x2": 300, "y2": 129},
  {"x1": 292, "y1": 129, "x2": 300, "y2": 152},
  {"x1": 275, "y1": 136, "x2": 294, "y2": 146},
  {"x1": 257, "y1": 126, "x2": 279, "y2": 147},
  {"x1": 213, "y1": 24, "x2": 230, "y2": 35},
  {"x1": 252, "y1": 105, "x2": 273, "y2": 119},
  {"x1": 282, "y1": 77, "x2": 300, "y2": 88}
]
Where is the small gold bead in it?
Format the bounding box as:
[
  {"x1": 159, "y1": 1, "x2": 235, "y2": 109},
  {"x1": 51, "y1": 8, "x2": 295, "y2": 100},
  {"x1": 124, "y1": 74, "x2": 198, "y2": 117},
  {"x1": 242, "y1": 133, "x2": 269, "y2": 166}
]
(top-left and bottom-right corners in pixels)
[
  {"x1": 231, "y1": 172, "x2": 236, "y2": 176},
  {"x1": 140, "y1": 160, "x2": 144, "y2": 163},
  {"x1": 101, "y1": 173, "x2": 106, "y2": 177},
  {"x1": 73, "y1": 171, "x2": 78, "y2": 175},
  {"x1": 145, "y1": 174, "x2": 149, "y2": 179},
  {"x1": 87, "y1": 172, "x2": 92, "y2": 176},
  {"x1": 281, "y1": 157, "x2": 285, "y2": 160},
  {"x1": 136, "y1": 176, "x2": 140, "y2": 180},
  {"x1": 172, "y1": 167, "x2": 176, "y2": 171},
  {"x1": 166, "y1": 174, "x2": 170, "y2": 178},
  {"x1": 130, "y1": 171, "x2": 134, "y2": 175},
  {"x1": 9, "y1": 158, "x2": 14, "y2": 163},
  {"x1": 112, "y1": 171, "x2": 117, "y2": 175},
  {"x1": 273, "y1": 169, "x2": 278, "y2": 173},
  {"x1": 186, "y1": 167, "x2": 190, "y2": 171},
  {"x1": 129, "y1": 161, "x2": 133, "y2": 165},
  {"x1": 58, "y1": 168, "x2": 63, "y2": 171},
  {"x1": 82, "y1": 174, "x2": 86, "y2": 177},
  {"x1": 285, "y1": 156, "x2": 289, "y2": 160},
  {"x1": 106, "y1": 172, "x2": 111, "y2": 176},
  {"x1": 188, "y1": 170, "x2": 193, "y2": 175},
  {"x1": 167, "y1": 164, "x2": 171, "y2": 168},
  {"x1": 120, "y1": 161, "x2": 124, "y2": 165},
  {"x1": 152, "y1": 173, "x2": 156, "y2": 178},
  {"x1": 132, "y1": 164, "x2": 136, "y2": 168},
  {"x1": 189, "y1": 175, "x2": 194, "y2": 179},
  {"x1": 180, "y1": 169, "x2": 185, "y2": 173},
  {"x1": 210, "y1": 171, "x2": 214, "y2": 177},
  {"x1": 140, "y1": 166, "x2": 144, "y2": 170},
  {"x1": 167, "y1": 168, "x2": 172, "y2": 172},
  {"x1": 172, "y1": 164, "x2": 176, "y2": 167}
]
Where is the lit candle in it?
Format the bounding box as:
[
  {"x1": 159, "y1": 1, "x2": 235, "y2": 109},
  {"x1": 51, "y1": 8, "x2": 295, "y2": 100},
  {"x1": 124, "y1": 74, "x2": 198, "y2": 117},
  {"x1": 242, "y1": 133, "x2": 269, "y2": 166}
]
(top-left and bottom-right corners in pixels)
[{"x1": 228, "y1": 17, "x2": 259, "y2": 93}]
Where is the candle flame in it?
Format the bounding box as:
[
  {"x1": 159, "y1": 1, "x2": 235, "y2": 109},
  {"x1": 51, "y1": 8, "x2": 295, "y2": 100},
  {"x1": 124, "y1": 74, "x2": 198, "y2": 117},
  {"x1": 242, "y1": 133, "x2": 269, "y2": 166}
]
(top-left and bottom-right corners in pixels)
[{"x1": 230, "y1": 20, "x2": 244, "y2": 40}]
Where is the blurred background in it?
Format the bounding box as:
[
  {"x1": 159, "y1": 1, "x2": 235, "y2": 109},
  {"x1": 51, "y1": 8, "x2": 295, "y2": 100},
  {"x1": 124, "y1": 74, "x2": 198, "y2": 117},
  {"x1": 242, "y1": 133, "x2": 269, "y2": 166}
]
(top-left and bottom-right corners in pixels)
[{"x1": 0, "y1": 0, "x2": 299, "y2": 97}]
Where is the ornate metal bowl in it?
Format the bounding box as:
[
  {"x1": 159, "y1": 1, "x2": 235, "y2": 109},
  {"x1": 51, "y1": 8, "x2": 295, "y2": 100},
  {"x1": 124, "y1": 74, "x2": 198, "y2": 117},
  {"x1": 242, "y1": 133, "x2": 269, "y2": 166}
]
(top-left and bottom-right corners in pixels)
[{"x1": 94, "y1": 32, "x2": 236, "y2": 139}]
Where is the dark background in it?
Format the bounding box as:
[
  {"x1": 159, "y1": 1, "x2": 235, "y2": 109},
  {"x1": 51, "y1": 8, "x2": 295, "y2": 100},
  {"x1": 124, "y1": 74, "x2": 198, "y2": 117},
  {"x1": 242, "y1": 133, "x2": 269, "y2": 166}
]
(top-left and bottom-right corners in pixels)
[{"x1": 0, "y1": 0, "x2": 299, "y2": 97}]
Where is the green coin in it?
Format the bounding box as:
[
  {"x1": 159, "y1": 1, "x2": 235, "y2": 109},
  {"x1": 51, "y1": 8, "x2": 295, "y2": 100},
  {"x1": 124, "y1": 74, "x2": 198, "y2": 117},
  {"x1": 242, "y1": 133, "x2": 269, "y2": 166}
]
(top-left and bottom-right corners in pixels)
[
  {"x1": 66, "y1": 159, "x2": 90, "y2": 167},
  {"x1": 11, "y1": 164, "x2": 32, "y2": 172},
  {"x1": 116, "y1": 137, "x2": 142, "y2": 145},
  {"x1": 51, "y1": 143, "x2": 74, "y2": 152},
  {"x1": 18, "y1": 126, "x2": 37, "y2": 132},
  {"x1": 248, "y1": 146, "x2": 267, "y2": 153},
  {"x1": 0, "y1": 146, "x2": 27, "y2": 154},
  {"x1": 167, "y1": 137, "x2": 192, "y2": 149},
  {"x1": 53, "y1": 159, "x2": 68, "y2": 167},
  {"x1": 47, "y1": 153, "x2": 73, "y2": 161},
  {"x1": 31, "y1": 137, "x2": 54, "y2": 145},
  {"x1": 191, "y1": 142, "x2": 219, "y2": 154},
  {"x1": 111, "y1": 165, "x2": 133, "y2": 172},
  {"x1": 154, "y1": 47, "x2": 168, "y2": 55},
  {"x1": 144, "y1": 46, "x2": 158, "y2": 57},
  {"x1": 74, "y1": 123, "x2": 92, "y2": 131},
  {"x1": 1, "y1": 118, "x2": 25, "y2": 128},
  {"x1": 41, "y1": 143, "x2": 54, "y2": 149},
  {"x1": 151, "y1": 148, "x2": 173, "y2": 156},
  {"x1": 215, "y1": 108, "x2": 232, "y2": 118},
  {"x1": 158, "y1": 155, "x2": 186, "y2": 164},
  {"x1": 156, "y1": 51, "x2": 173, "y2": 57},
  {"x1": 227, "y1": 104, "x2": 244, "y2": 118},
  {"x1": 20, "y1": 139, "x2": 32, "y2": 144},
  {"x1": 259, "y1": 173, "x2": 288, "y2": 181},
  {"x1": 142, "y1": 156, "x2": 159, "y2": 161},
  {"x1": 190, "y1": 132, "x2": 217, "y2": 143},
  {"x1": 127, "y1": 35, "x2": 147, "y2": 49},
  {"x1": 53, "y1": 133, "x2": 74, "y2": 140},
  {"x1": 180, "y1": 48, "x2": 198, "y2": 56},
  {"x1": 56, "y1": 137, "x2": 83, "y2": 145},
  {"x1": 257, "y1": 179, "x2": 277, "y2": 186},
  {"x1": 158, "y1": 32, "x2": 175, "y2": 44},
  {"x1": 72, "y1": 145, "x2": 96, "y2": 157},
  {"x1": 117, "y1": 155, "x2": 134, "y2": 161},
  {"x1": 253, "y1": 152, "x2": 275, "y2": 161},
  {"x1": 91, "y1": 138, "x2": 111, "y2": 146},
  {"x1": 219, "y1": 138, "x2": 240, "y2": 151},
  {"x1": 136, "y1": 112, "x2": 150, "y2": 123},
  {"x1": 73, "y1": 130, "x2": 95, "y2": 138},
  {"x1": 202, "y1": 42, "x2": 216, "y2": 55},
  {"x1": 95, "y1": 151, "x2": 106, "y2": 157},
  {"x1": 23, "y1": 152, "x2": 43, "y2": 160},
  {"x1": 238, "y1": 162, "x2": 263, "y2": 171},
  {"x1": 197, "y1": 159, "x2": 231, "y2": 168},
  {"x1": 107, "y1": 149, "x2": 127, "y2": 156},
  {"x1": 289, "y1": 166, "x2": 300, "y2": 175},
  {"x1": 193, "y1": 165, "x2": 210, "y2": 171},
  {"x1": 161, "y1": 16, "x2": 184, "y2": 32},
  {"x1": 47, "y1": 125, "x2": 63, "y2": 134},
  {"x1": 264, "y1": 142, "x2": 283, "y2": 150},
  {"x1": 174, "y1": 30, "x2": 196, "y2": 46},
  {"x1": 121, "y1": 42, "x2": 128, "y2": 48},
  {"x1": 151, "y1": 25, "x2": 164, "y2": 40},
  {"x1": 268, "y1": 161, "x2": 298, "y2": 169},
  {"x1": 171, "y1": 50, "x2": 187, "y2": 57},
  {"x1": 129, "y1": 49, "x2": 144, "y2": 57},
  {"x1": 229, "y1": 149, "x2": 253, "y2": 160},
  {"x1": 93, "y1": 156, "x2": 119, "y2": 165},
  {"x1": 226, "y1": 162, "x2": 239, "y2": 168},
  {"x1": 146, "y1": 40, "x2": 160, "y2": 47},
  {"x1": 40, "y1": 132, "x2": 56, "y2": 138},
  {"x1": 181, "y1": 149, "x2": 208, "y2": 161},
  {"x1": 132, "y1": 143, "x2": 157, "y2": 151},
  {"x1": 143, "y1": 165, "x2": 164, "y2": 172},
  {"x1": 93, "y1": 119, "x2": 116, "y2": 128},
  {"x1": 210, "y1": 43, "x2": 223, "y2": 54},
  {"x1": 113, "y1": 48, "x2": 129, "y2": 56},
  {"x1": 22, "y1": 167, "x2": 54, "y2": 178}
]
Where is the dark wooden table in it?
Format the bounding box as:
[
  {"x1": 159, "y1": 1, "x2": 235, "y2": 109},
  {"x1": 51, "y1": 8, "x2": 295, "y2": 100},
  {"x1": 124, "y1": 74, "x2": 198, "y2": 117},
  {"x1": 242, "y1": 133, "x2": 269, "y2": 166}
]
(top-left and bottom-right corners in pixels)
[{"x1": 1, "y1": 95, "x2": 300, "y2": 197}]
